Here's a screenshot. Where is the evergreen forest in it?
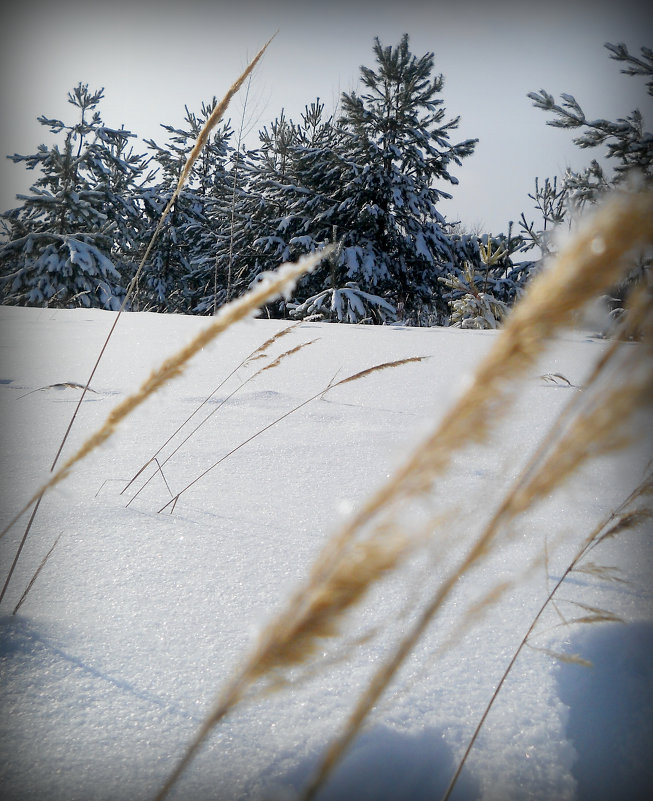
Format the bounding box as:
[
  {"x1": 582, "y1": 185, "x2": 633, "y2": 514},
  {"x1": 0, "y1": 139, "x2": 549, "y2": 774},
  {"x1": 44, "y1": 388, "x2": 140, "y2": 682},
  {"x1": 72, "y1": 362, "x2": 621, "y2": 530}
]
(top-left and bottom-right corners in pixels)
[{"x1": 1, "y1": 36, "x2": 650, "y2": 328}]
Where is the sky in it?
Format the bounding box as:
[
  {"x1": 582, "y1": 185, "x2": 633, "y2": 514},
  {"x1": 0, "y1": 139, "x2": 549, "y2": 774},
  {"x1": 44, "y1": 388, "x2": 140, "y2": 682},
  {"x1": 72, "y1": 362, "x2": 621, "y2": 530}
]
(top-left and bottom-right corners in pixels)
[{"x1": 0, "y1": 0, "x2": 651, "y2": 235}]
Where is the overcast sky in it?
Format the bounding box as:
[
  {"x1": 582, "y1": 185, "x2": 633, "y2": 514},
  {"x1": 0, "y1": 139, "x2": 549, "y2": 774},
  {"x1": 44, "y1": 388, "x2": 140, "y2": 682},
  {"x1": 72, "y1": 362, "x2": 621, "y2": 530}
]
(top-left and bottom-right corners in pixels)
[{"x1": 1, "y1": 0, "x2": 650, "y2": 234}]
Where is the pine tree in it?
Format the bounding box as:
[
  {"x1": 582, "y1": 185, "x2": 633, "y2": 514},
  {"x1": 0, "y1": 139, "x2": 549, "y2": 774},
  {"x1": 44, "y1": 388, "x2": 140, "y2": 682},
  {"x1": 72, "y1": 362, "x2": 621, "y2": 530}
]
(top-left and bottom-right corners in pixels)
[
  {"x1": 194, "y1": 111, "x2": 301, "y2": 315},
  {"x1": 139, "y1": 101, "x2": 232, "y2": 312},
  {"x1": 517, "y1": 176, "x2": 570, "y2": 257},
  {"x1": 527, "y1": 42, "x2": 652, "y2": 211},
  {"x1": 439, "y1": 239, "x2": 513, "y2": 328},
  {"x1": 195, "y1": 144, "x2": 271, "y2": 314},
  {"x1": 201, "y1": 78, "x2": 261, "y2": 313},
  {"x1": 239, "y1": 102, "x2": 354, "y2": 318},
  {"x1": 247, "y1": 35, "x2": 477, "y2": 324},
  {"x1": 449, "y1": 227, "x2": 536, "y2": 310},
  {"x1": 0, "y1": 83, "x2": 148, "y2": 309},
  {"x1": 523, "y1": 42, "x2": 652, "y2": 321},
  {"x1": 339, "y1": 35, "x2": 476, "y2": 320}
]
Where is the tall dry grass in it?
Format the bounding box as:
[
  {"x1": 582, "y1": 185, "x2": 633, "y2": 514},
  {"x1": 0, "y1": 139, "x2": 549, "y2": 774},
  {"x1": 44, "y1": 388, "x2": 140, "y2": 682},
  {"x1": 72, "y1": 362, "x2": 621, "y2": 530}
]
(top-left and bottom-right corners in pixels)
[
  {"x1": 122, "y1": 326, "x2": 314, "y2": 506},
  {"x1": 0, "y1": 35, "x2": 279, "y2": 606},
  {"x1": 440, "y1": 462, "x2": 652, "y2": 801},
  {"x1": 0, "y1": 246, "x2": 331, "y2": 549},
  {"x1": 0, "y1": 39, "x2": 651, "y2": 798},
  {"x1": 6, "y1": 190, "x2": 648, "y2": 799},
  {"x1": 142, "y1": 189, "x2": 653, "y2": 801},
  {"x1": 49, "y1": 34, "x2": 277, "y2": 474},
  {"x1": 156, "y1": 355, "x2": 428, "y2": 514}
]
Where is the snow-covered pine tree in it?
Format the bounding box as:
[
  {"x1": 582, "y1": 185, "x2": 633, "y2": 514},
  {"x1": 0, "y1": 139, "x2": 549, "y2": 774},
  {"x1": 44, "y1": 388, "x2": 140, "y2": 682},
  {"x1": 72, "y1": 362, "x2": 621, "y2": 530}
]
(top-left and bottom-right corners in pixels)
[
  {"x1": 524, "y1": 42, "x2": 652, "y2": 321},
  {"x1": 193, "y1": 110, "x2": 301, "y2": 315},
  {"x1": 528, "y1": 42, "x2": 652, "y2": 209},
  {"x1": 198, "y1": 78, "x2": 261, "y2": 314},
  {"x1": 244, "y1": 36, "x2": 477, "y2": 325},
  {"x1": 249, "y1": 107, "x2": 320, "y2": 266},
  {"x1": 241, "y1": 102, "x2": 369, "y2": 320},
  {"x1": 139, "y1": 101, "x2": 233, "y2": 312},
  {"x1": 0, "y1": 83, "x2": 148, "y2": 309},
  {"x1": 195, "y1": 145, "x2": 271, "y2": 314},
  {"x1": 334, "y1": 34, "x2": 477, "y2": 324}
]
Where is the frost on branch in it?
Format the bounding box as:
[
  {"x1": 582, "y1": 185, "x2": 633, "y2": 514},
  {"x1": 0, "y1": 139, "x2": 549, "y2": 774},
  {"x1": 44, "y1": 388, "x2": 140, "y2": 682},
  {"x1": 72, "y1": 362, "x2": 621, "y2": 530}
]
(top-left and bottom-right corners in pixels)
[
  {"x1": 288, "y1": 282, "x2": 396, "y2": 324},
  {"x1": 0, "y1": 234, "x2": 124, "y2": 310}
]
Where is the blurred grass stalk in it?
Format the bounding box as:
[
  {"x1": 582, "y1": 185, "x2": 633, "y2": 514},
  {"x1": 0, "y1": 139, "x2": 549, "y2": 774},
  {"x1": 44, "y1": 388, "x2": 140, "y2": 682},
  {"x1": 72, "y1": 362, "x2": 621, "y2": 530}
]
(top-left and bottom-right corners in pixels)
[{"x1": 152, "y1": 189, "x2": 653, "y2": 801}]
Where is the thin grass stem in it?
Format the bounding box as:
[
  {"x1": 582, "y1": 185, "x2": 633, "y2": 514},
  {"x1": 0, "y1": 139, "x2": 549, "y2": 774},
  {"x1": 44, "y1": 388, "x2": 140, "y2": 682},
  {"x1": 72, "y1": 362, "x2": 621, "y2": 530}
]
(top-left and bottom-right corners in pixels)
[
  {"x1": 440, "y1": 467, "x2": 652, "y2": 801},
  {"x1": 0, "y1": 247, "x2": 331, "y2": 553},
  {"x1": 158, "y1": 356, "x2": 426, "y2": 513},
  {"x1": 12, "y1": 532, "x2": 63, "y2": 616},
  {"x1": 126, "y1": 338, "x2": 315, "y2": 507},
  {"x1": 0, "y1": 495, "x2": 43, "y2": 606},
  {"x1": 120, "y1": 325, "x2": 298, "y2": 496},
  {"x1": 1, "y1": 37, "x2": 276, "y2": 609},
  {"x1": 128, "y1": 367, "x2": 262, "y2": 507}
]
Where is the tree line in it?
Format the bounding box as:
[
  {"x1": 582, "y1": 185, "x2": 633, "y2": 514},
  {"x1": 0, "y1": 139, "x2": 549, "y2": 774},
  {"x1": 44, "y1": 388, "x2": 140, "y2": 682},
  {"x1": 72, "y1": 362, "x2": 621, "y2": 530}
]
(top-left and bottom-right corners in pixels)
[{"x1": 1, "y1": 36, "x2": 650, "y2": 327}]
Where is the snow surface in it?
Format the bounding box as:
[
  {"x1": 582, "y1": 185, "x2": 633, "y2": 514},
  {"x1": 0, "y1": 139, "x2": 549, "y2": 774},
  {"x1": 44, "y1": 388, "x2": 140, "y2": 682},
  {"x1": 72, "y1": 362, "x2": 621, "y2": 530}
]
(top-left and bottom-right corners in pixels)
[{"x1": 0, "y1": 305, "x2": 652, "y2": 801}]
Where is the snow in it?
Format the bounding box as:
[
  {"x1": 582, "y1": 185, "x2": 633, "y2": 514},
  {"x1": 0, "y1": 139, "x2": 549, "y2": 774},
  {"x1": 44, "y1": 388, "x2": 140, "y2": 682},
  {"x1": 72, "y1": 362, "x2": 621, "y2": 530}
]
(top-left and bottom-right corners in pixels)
[{"x1": 0, "y1": 305, "x2": 651, "y2": 801}]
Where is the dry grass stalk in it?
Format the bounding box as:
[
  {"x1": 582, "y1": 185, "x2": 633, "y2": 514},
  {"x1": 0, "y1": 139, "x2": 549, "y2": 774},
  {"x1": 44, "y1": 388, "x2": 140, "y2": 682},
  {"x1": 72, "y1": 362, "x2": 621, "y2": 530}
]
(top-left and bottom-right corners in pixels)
[
  {"x1": 0, "y1": 497, "x2": 43, "y2": 606},
  {"x1": 317, "y1": 191, "x2": 653, "y2": 558},
  {"x1": 50, "y1": 36, "x2": 275, "y2": 475},
  {"x1": 157, "y1": 355, "x2": 428, "y2": 513},
  {"x1": 151, "y1": 529, "x2": 410, "y2": 801},
  {"x1": 121, "y1": 322, "x2": 301, "y2": 496},
  {"x1": 0, "y1": 248, "x2": 331, "y2": 546},
  {"x1": 245, "y1": 321, "x2": 301, "y2": 363},
  {"x1": 308, "y1": 317, "x2": 653, "y2": 797},
  {"x1": 151, "y1": 191, "x2": 653, "y2": 801},
  {"x1": 298, "y1": 194, "x2": 653, "y2": 801},
  {"x1": 125, "y1": 337, "x2": 318, "y2": 507},
  {"x1": 505, "y1": 285, "x2": 651, "y2": 508},
  {"x1": 508, "y1": 289, "x2": 653, "y2": 515},
  {"x1": 167, "y1": 35, "x2": 276, "y2": 224},
  {"x1": 1, "y1": 38, "x2": 277, "y2": 608},
  {"x1": 335, "y1": 356, "x2": 428, "y2": 386},
  {"x1": 440, "y1": 466, "x2": 652, "y2": 801},
  {"x1": 251, "y1": 534, "x2": 410, "y2": 678},
  {"x1": 12, "y1": 532, "x2": 63, "y2": 615},
  {"x1": 124, "y1": 34, "x2": 276, "y2": 307}
]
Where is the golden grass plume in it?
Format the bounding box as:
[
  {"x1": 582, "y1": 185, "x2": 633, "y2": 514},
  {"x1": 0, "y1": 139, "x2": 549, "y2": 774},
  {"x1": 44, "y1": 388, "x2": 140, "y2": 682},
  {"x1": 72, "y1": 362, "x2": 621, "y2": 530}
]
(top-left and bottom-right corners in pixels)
[
  {"x1": 149, "y1": 189, "x2": 653, "y2": 801},
  {"x1": 126, "y1": 34, "x2": 277, "y2": 299},
  {"x1": 48, "y1": 36, "x2": 277, "y2": 477},
  {"x1": 0, "y1": 247, "x2": 331, "y2": 543}
]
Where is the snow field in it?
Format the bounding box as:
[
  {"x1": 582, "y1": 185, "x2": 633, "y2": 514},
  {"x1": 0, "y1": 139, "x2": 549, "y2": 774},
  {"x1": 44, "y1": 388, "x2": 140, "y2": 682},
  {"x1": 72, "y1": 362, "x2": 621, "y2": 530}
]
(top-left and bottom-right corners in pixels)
[{"x1": 0, "y1": 306, "x2": 652, "y2": 801}]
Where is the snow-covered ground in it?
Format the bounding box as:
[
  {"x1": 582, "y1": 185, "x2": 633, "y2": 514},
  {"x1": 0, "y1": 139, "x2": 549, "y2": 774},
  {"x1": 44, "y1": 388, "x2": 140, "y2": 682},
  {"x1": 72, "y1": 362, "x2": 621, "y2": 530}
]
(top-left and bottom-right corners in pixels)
[{"x1": 0, "y1": 305, "x2": 651, "y2": 801}]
